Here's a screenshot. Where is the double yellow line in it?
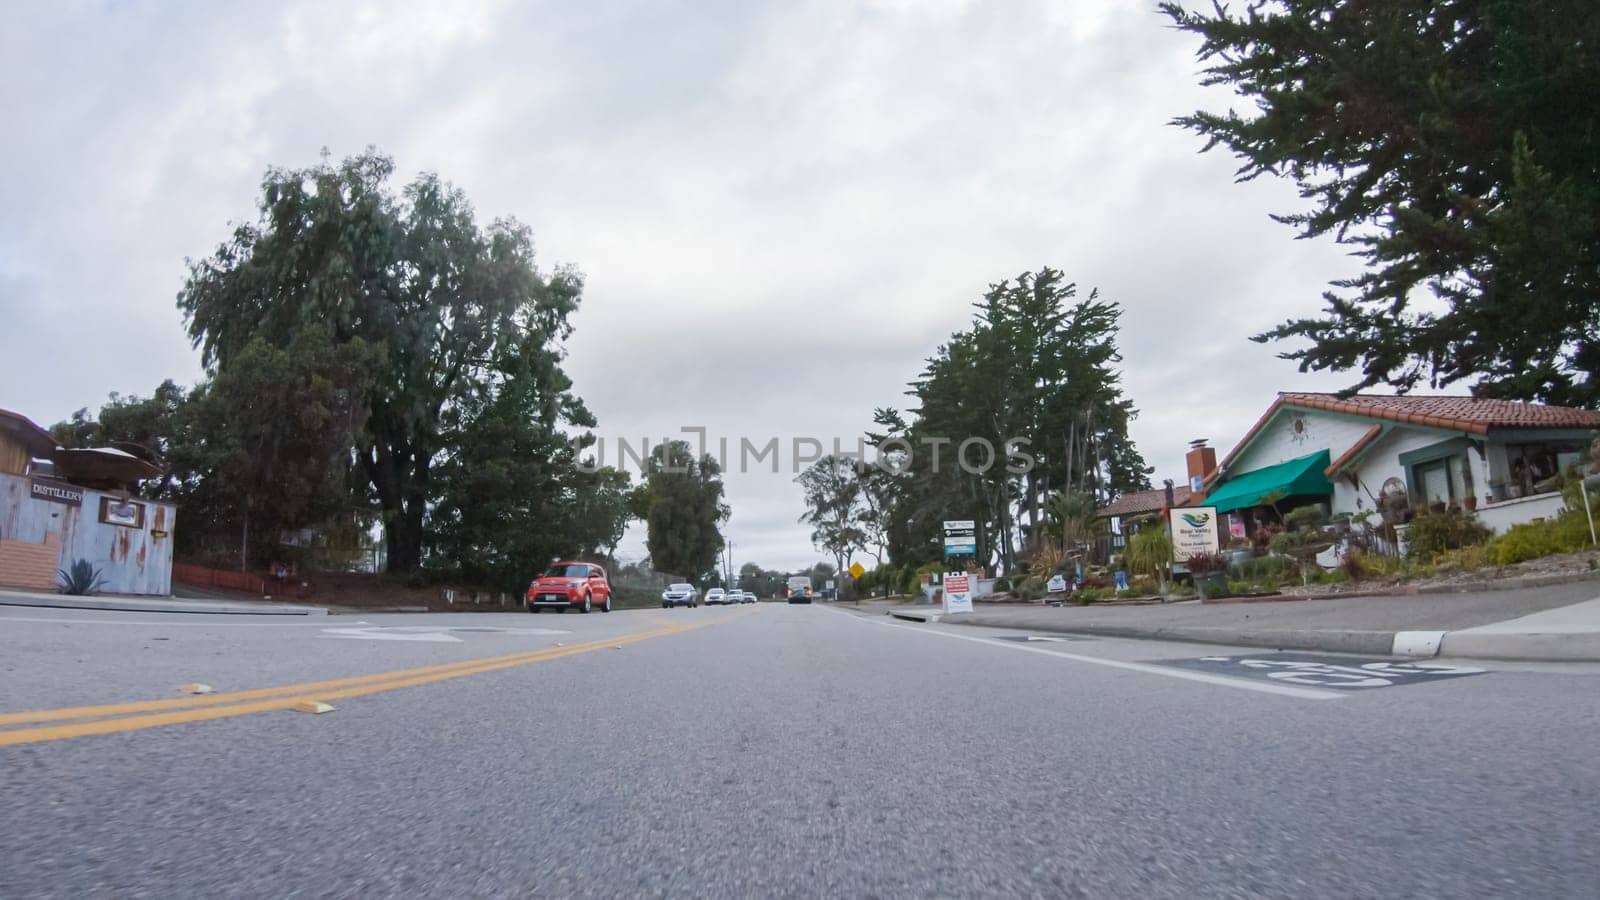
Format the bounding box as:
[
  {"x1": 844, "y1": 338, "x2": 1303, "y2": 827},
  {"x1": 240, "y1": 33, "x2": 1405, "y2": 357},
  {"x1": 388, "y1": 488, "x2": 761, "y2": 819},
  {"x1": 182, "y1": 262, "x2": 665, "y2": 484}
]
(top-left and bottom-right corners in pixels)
[{"x1": 1, "y1": 610, "x2": 744, "y2": 747}]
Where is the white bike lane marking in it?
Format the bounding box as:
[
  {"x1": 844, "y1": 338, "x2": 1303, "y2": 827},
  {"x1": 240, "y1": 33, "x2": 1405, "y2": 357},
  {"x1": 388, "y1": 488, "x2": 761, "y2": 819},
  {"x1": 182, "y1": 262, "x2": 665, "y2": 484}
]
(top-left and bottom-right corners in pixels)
[
  {"x1": 830, "y1": 611, "x2": 1347, "y2": 700},
  {"x1": 1157, "y1": 654, "x2": 1487, "y2": 690}
]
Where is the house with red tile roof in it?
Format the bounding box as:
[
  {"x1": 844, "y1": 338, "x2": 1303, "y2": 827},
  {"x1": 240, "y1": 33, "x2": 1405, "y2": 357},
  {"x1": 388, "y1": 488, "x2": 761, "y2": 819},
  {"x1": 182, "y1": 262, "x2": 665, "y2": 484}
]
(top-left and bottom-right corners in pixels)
[{"x1": 1190, "y1": 393, "x2": 1600, "y2": 536}]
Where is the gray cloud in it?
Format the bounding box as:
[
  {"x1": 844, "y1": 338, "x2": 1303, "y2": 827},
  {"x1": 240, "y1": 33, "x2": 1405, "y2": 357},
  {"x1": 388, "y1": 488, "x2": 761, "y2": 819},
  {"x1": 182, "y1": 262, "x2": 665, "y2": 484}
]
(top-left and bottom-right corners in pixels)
[{"x1": 2, "y1": 1, "x2": 1362, "y2": 572}]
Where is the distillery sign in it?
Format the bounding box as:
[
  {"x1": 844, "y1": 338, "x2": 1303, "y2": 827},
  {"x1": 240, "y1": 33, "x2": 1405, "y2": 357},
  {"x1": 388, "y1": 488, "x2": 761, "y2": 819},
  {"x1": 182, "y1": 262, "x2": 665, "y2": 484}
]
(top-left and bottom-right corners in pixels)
[{"x1": 29, "y1": 478, "x2": 84, "y2": 507}]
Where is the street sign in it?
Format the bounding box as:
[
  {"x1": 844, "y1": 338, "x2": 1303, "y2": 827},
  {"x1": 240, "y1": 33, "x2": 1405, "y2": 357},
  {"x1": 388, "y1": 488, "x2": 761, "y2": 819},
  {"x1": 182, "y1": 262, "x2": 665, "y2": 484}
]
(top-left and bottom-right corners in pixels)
[
  {"x1": 942, "y1": 571, "x2": 973, "y2": 614},
  {"x1": 848, "y1": 561, "x2": 865, "y2": 578},
  {"x1": 942, "y1": 519, "x2": 975, "y2": 532}
]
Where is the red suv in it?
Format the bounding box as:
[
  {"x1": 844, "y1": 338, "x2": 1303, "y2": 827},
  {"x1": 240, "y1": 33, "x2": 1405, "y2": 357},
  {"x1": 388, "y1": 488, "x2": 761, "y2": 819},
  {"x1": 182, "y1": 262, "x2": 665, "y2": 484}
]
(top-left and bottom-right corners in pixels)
[{"x1": 526, "y1": 561, "x2": 612, "y2": 613}]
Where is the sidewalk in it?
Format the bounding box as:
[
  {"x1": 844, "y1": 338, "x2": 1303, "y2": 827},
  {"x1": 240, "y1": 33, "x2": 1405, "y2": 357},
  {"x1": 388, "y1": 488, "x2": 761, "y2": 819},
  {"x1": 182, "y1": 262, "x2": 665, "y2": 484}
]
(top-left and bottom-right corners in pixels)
[
  {"x1": 0, "y1": 587, "x2": 328, "y2": 616},
  {"x1": 879, "y1": 580, "x2": 1600, "y2": 661}
]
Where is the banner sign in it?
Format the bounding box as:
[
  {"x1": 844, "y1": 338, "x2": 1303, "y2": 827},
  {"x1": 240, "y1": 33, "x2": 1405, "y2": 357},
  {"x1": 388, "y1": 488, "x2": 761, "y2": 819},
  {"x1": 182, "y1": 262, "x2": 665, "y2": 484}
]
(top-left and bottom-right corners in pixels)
[
  {"x1": 1228, "y1": 513, "x2": 1246, "y2": 540},
  {"x1": 1169, "y1": 506, "x2": 1221, "y2": 561},
  {"x1": 942, "y1": 572, "x2": 973, "y2": 614},
  {"x1": 30, "y1": 478, "x2": 83, "y2": 507}
]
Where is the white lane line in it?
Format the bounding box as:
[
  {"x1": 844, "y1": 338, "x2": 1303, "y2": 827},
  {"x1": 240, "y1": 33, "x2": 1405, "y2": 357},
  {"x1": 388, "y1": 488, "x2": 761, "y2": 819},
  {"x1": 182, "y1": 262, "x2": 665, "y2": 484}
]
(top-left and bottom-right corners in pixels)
[
  {"x1": 0, "y1": 615, "x2": 365, "y2": 628},
  {"x1": 863, "y1": 616, "x2": 1346, "y2": 701}
]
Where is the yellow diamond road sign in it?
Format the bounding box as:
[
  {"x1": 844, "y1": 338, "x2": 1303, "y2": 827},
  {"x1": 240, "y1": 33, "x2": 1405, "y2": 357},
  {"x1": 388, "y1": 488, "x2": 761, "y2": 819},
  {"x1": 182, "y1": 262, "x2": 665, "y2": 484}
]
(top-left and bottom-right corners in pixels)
[{"x1": 848, "y1": 562, "x2": 865, "y2": 579}]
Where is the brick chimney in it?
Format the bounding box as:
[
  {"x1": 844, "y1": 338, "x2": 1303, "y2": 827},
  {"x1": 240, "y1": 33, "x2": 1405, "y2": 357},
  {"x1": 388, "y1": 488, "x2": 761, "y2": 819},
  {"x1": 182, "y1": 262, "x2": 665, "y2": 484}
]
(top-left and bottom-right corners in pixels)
[{"x1": 1185, "y1": 438, "x2": 1217, "y2": 495}]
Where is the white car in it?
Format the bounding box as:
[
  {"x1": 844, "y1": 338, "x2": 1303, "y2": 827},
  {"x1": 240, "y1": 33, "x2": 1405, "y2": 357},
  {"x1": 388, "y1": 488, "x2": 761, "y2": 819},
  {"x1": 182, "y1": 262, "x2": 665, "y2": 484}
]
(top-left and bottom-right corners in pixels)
[
  {"x1": 705, "y1": 588, "x2": 730, "y2": 605},
  {"x1": 736, "y1": 591, "x2": 756, "y2": 604}
]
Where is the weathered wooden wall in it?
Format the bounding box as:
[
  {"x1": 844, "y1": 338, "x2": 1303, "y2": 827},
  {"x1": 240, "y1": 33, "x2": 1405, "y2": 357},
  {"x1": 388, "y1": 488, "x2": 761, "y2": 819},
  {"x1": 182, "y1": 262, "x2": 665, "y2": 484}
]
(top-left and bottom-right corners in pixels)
[
  {"x1": 0, "y1": 433, "x2": 29, "y2": 477},
  {"x1": 0, "y1": 472, "x2": 176, "y2": 595}
]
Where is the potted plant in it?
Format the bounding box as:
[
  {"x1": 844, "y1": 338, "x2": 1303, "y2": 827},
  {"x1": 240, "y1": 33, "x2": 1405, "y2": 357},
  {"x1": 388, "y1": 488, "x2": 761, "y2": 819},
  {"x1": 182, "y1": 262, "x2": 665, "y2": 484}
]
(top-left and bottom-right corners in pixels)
[{"x1": 1185, "y1": 552, "x2": 1230, "y2": 597}]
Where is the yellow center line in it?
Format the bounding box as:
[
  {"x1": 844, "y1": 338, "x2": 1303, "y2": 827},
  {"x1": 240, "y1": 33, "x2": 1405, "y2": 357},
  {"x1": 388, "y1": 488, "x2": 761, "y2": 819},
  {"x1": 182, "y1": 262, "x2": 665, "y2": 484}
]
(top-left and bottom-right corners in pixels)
[{"x1": 0, "y1": 608, "x2": 752, "y2": 747}]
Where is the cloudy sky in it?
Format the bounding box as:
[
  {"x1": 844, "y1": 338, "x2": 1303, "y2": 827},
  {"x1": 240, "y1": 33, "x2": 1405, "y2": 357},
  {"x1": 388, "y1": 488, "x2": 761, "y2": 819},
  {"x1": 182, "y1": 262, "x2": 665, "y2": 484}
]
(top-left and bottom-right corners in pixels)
[{"x1": 1, "y1": 0, "x2": 1362, "y2": 571}]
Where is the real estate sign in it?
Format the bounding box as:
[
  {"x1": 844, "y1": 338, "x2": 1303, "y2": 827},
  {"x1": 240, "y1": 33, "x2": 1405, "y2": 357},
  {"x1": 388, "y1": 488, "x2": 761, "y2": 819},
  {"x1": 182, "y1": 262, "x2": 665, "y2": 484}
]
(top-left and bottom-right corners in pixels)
[
  {"x1": 942, "y1": 571, "x2": 973, "y2": 614},
  {"x1": 1168, "y1": 506, "x2": 1220, "y2": 561}
]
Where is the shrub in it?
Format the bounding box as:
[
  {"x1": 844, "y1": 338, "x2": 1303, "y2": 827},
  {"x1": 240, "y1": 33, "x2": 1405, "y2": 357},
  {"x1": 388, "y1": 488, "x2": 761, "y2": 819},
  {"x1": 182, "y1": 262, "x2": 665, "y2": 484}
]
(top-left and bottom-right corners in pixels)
[
  {"x1": 1404, "y1": 509, "x2": 1491, "y2": 560},
  {"x1": 1074, "y1": 586, "x2": 1110, "y2": 604},
  {"x1": 1340, "y1": 548, "x2": 1402, "y2": 580},
  {"x1": 1283, "y1": 504, "x2": 1330, "y2": 532},
  {"x1": 1185, "y1": 552, "x2": 1228, "y2": 574},
  {"x1": 1030, "y1": 541, "x2": 1066, "y2": 576},
  {"x1": 58, "y1": 559, "x2": 106, "y2": 596},
  {"x1": 1017, "y1": 575, "x2": 1047, "y2": 601},
  {"x1": 1491, "y1": 511, "x2": 1593, "y2": 565},
  {"x1": 1250, "y1": 523, "x2": 1281, "y2": 553},
  {"x1": 1124, "y1": 528, "x2": 1174, "y2": 579},
  {"x1": 1235, "y1": 555, "x2": 1295, "y2": 585},
  {"x1": 1307, "y1": 568, "x2": 1348, "y2": 585}
]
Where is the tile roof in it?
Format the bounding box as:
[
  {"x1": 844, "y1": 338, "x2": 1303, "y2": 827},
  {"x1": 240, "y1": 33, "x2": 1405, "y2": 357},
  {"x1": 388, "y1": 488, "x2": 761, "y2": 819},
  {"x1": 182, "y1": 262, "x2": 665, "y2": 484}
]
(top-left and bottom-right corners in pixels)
[
  {"x1": 1097, "y1": 484, "x2": 1191, "y2": 518},
  {"x1": 1279, "y1": 393, "x2": 1600, "y2": 433},
  {"x1": 1216, "y1": 393, "x2": 1600, "y2": 477}
]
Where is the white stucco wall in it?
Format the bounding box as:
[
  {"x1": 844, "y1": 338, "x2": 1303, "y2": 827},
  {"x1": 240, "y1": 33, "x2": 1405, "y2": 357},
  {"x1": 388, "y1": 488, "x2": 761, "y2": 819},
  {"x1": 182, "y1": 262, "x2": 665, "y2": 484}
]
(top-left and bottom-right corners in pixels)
[
  {"x1": 1340, "y1": 429, "x2": 1455, "y2": 514},
  {"x1": 1227, "y1": 408, "x2": 1378, "y2": 476},
  {"x1": 1475, "y1": 491, "x2": 1568, "y2": 534}
]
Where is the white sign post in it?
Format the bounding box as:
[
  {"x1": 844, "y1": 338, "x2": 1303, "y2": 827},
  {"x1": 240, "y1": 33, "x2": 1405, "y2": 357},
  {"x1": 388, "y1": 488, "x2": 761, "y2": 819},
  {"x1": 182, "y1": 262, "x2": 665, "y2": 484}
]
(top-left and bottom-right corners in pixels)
[
  {"x1": 1168, "y1": 506, "x2": 1221, "y2": 561},
  {"x1": 942, "y1": 571, "x2": 973, "y2": 614}
]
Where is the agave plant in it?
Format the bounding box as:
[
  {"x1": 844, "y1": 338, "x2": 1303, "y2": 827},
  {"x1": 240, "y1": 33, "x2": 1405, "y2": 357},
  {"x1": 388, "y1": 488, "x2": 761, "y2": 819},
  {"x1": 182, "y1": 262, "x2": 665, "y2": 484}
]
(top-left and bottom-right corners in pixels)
[{"x1": 57, "y1": 558, "x2": 107, "y2": 596}]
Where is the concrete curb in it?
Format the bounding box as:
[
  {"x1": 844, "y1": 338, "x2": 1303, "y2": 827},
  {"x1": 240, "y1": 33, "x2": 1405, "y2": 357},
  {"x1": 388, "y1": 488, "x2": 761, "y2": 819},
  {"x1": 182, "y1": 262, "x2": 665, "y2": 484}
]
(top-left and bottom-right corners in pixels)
[
  {"x1": 1216, "y1": 568, "x2": 1600, "y2": 605},
  {"x1": 1438, "y1": 630, "x2": 1600, "y2": 662},
  {"x1": 935, "y1": 613, "x2": 1600, "y2": 662},
  {"x1": 0, "y1": 593, "x2": 328, "y2": 616}
]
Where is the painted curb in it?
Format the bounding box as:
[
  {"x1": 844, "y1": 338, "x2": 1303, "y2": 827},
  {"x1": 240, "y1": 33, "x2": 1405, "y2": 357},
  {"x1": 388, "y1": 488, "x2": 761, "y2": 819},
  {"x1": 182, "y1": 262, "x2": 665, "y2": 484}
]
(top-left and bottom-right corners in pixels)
[{"x1": 1391, "y1": 631, "x2": 1446, "y2": 658}]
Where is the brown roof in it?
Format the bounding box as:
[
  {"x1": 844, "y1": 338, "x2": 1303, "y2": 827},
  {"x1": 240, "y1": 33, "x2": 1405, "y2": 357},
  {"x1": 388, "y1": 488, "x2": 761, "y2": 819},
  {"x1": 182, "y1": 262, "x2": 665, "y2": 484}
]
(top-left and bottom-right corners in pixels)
[
  {"x1": 1217, "y1": 393, "x2": 1600, "y2": 478},
  {"x1": 1097, "y1": 485, "x2": 1192, "y2": 518},
  {"x1": 0, "y1": 408, "x2": 58, "y2": 458}
]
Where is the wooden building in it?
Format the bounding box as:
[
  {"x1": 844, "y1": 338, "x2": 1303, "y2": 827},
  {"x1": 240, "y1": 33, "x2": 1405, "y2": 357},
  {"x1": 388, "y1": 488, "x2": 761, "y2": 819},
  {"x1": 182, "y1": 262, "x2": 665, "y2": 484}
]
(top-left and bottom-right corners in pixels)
[{"x1": 0, "y1": 408, "x2": 177, "y2": 595}]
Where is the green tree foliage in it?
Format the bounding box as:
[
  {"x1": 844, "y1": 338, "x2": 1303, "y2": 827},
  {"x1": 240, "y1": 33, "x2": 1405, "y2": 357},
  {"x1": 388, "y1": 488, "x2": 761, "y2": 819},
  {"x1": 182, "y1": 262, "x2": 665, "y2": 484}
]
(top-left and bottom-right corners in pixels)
[
  {"x1": 188, "y1": 326, "x2": 379, "y2": 564},
  {"x1": 50, "y1": 327, "x2": 377, "y2": 567},
  {"x1": 638, "y1": 440, "x2": 728, "y2": 582},
  {"x1": 1163, "y1": 1, "x2": 1600, "y2": 406},
  {"x1": 876, "y1": 269, "x2": 1149, "y2": 573},
  {"x1": 427, "y1": 340, "x2": 632, "y2": 588},
  {"x1": 177, "y1": 150, "x2": 589, "y2": 571},
  {"x1": 796, "y1": 455, "x2": 867, "y2": 580}
]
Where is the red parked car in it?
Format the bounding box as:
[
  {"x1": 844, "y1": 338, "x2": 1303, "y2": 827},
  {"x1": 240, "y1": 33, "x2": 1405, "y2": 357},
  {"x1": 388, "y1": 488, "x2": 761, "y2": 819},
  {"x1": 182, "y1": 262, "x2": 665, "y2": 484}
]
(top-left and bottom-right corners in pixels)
[{"x1": 526, "y1": 561, "x2": 612, "y2": 613}]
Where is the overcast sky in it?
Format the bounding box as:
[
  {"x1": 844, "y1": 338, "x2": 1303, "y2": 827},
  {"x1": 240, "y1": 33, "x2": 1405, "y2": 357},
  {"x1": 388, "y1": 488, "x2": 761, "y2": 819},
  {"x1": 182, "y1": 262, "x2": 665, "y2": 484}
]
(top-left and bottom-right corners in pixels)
[{"x1": 1, "y1": 0, "x2": 1363, "y2": 571}]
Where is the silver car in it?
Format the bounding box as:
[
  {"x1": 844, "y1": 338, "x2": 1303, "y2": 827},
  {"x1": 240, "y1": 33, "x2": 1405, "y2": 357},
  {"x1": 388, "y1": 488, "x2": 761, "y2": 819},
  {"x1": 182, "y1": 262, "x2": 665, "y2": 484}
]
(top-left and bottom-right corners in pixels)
[{"x1": 660, "y1": 583, "x2": 699, "y2": 608}]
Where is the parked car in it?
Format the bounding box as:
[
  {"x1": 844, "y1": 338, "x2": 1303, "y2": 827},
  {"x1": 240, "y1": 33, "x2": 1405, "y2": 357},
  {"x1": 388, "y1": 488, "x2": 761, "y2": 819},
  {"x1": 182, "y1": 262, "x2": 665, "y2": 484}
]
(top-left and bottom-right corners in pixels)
[
  {"x1": 660, "y1": 583, "x2": 699, "y2": 608},
  {"x1": 526, "y1": 561, "x2": 612, "y2": 613},
  {"x1": 737, "y1": 590, "x2": 756, "y2": 604},
  {"x1": 705, "y1": 588, "x2": 730, "y2": 605},
  {"x1": 785, "y1": 576, "x2": 813, "y2": 604}
]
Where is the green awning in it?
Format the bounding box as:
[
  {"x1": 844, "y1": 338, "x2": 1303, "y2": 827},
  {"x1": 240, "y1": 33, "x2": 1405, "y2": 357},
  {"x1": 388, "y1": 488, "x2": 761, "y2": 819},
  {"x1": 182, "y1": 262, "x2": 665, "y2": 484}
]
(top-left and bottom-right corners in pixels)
[{"x1": 1203, "y1": 449, "x2": 1334, "y2": 513}]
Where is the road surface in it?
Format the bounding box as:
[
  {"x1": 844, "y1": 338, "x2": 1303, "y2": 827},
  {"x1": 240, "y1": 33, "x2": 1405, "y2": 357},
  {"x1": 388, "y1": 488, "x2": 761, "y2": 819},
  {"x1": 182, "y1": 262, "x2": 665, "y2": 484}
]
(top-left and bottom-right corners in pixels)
[{"x1": 3, "y1": 601, "x2": 1598, "y2": 897}]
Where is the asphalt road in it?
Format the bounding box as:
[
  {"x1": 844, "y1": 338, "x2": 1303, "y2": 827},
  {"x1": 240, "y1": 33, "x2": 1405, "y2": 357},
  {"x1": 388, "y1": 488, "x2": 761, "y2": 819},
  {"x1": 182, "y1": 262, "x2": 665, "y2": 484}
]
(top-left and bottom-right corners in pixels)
[{"x1": 3, "y1": 602, "x2": 1599, "y2": 898}]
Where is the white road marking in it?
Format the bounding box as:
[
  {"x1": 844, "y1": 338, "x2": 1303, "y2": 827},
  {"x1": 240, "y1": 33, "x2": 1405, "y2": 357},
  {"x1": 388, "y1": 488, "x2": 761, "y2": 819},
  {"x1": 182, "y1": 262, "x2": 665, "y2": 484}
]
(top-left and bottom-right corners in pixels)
[
  {"x1": 844, "y1": 613, "x2": 1345, "y2": 700},
  {"x1": 0, "y1": 614, "x2": 358, "y2": 627},
  {"x1": 319, "y1": 624, "x2": 573, "y2": 642},
  {"x1": 322, "y1": 626, "x2": 463, "y2": 643}
]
